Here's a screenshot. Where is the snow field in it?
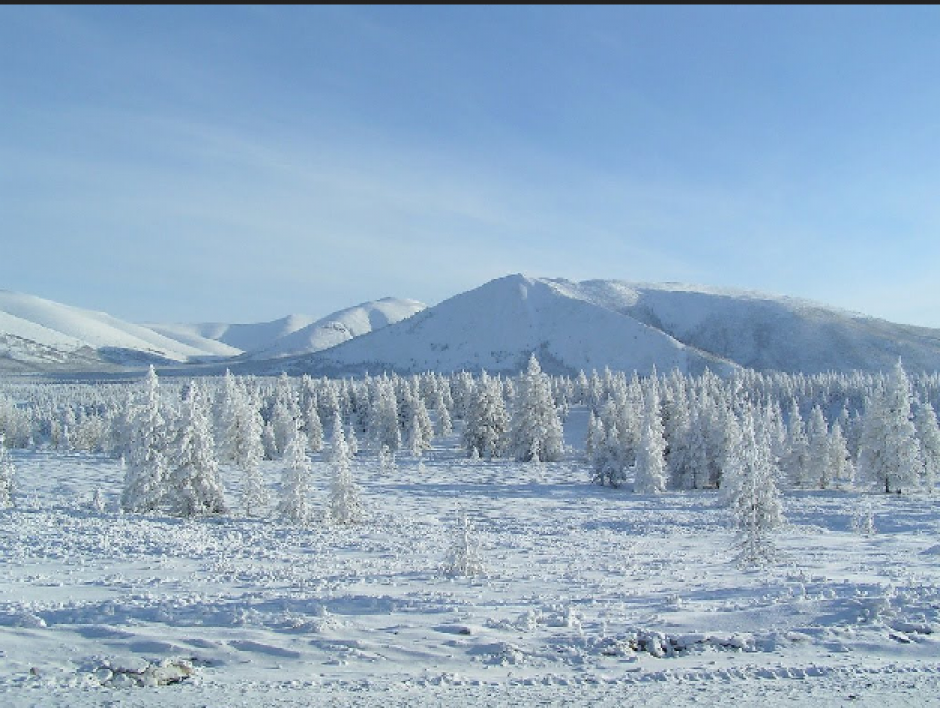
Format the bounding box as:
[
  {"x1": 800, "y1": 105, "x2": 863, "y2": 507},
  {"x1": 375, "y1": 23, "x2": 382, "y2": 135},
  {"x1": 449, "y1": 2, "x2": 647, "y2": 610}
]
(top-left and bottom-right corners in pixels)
[{"x1": 2, "y1": 439, "x2": 940, "y2": 705}]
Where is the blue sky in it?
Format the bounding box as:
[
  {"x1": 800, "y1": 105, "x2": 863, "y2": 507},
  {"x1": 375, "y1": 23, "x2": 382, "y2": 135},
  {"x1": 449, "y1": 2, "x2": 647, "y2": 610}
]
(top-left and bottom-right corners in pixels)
[{"x1": 2, "y1": 6, "x2": 939, "y2": 326}]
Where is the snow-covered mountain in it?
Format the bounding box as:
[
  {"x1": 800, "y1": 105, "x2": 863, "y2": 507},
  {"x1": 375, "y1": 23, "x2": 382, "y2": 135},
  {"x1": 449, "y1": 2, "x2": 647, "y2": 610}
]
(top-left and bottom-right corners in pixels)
[
  {"x1": 149, "y1": 298, "x2": 426, "y2": 361},
  {"x1": 0, "y1": 291, "x2": 425, "y2": 373},
  {"x1": 0, "y1": 291, "x2": 228, "y2": 371},
  {"x1": 3, "y1": 276, "x2": 939, "y2": 377},
  {"x1": 256, "y1": 275, "x2": 940, "y2": 377},
  {"x1": 551, "y1": 278, "x2": 940, "y2": 374}
]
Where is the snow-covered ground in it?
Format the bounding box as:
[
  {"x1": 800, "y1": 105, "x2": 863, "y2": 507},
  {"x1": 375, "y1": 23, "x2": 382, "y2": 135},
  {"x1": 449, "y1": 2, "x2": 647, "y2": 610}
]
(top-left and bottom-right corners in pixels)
[{"x1": 2, "y1": 417, "x2": 940, "y2": 705}]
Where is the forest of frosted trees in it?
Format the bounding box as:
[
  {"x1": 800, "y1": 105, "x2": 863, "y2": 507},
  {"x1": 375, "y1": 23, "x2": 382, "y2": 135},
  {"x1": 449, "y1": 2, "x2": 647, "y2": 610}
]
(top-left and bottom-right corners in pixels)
[{"x1": 0, "y1": 356, "x2": 938, "y2": 524}]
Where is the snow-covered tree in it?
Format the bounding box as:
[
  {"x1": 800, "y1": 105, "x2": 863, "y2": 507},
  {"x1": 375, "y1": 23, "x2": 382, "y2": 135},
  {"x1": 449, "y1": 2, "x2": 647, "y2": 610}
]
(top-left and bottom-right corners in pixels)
[
  {"x1": 166, "y1": 381, "x2": 227, "y2": 517},
  {"x1": 857, "y1": 360, "x2": 923, "y2": 494},
  {"x1": 434, "y1": 389, "x2": 453, "y2": 437},
  {"x1": 370, "y1": 379, "x2": 401, "y2": 453},
  {"x1": 633, "y1": 389, "x2": 667, "y2": 494},
  {"x1": 442, "y1": 505, "x2": 484, "y2": 577},
  {"x1": 303, "y1": 397, "x2": 324, "y2": 453},
  {"x1": 0, "y1": 435, "x2": 15, "y2": 508},
  {"x1": 782, "y1": 401, "x2": 810, "y2": 488},
  {"x1": 378, "y1": 443, "x2": 396, "y2": 472},
  {"x1": 722, "y1": 409, "x2": 785, "y2": 567},
  {"x1": 463, "y1": 372, "x2": 509, "y2": 459},
  {"x1": 509, "y1": 355, "x2": 564, "y2": 462},
  {"x1": 214, "y1": 370, "x2": 241, "y2": 462},
  {"x1": 278, "y1": 425, "x2": 312, "y2": 525},
  {"x1": 806, "y1": 405, "x2": 831, "y2": 489},
  {"x1": 682, "y1": 406, "x2": 711, "y2": 490},
  {"x1": 851, "y1": 499, "x2": 876, "y2": 535},
  {"x1": 827, "y1": 421, "x2": 855, "y2": 489},
  {"x1": 329, "y1": 417, "x2": 363, "y2": 524},
  {"x1": 261, "y1": 421, "x2": 278, "y2": 461},
  {"x1": 346, "y1": 423, "x2": 359, "y2": 456},
  {"x1": 89, "y1": 488, "x2": 105, "y2": 513},
  {"x1": 121, "y1": 365, "x2": 169, "y2": 514},
  {"x1": 663, "y1": 380, "x2": 693, "y2": 490},
  {"x1": 235, "y1": 386, "x2": 269, "y2": 516},
  {"x1": 915, "y1": 401, "x2": 940, "y2": 492},
  {"x1": 269, "y1": 400, "x2": 297, "y2": 459},
  {"x1": 585, "y1": 411, "x2": 600, "y2": 460},
  {"x1": 590, "y1": 417, "x2": 627, "y2": 488}
]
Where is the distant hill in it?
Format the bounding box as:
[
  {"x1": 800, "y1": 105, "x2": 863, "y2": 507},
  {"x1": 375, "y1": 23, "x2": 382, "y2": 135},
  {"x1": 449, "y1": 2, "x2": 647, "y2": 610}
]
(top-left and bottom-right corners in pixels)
[
  {"x1": 248, "y1": 275, "x2": 940, "y2": 377},
  {"x1": 0, "y1": 290, "x2": 224, "y2": 371},
  {"x1": 0, "y1": 291, "x2": 425, "y2": 374},
  {"x1": 3, "y1": 276, "x2": 939, "y2": 377}
]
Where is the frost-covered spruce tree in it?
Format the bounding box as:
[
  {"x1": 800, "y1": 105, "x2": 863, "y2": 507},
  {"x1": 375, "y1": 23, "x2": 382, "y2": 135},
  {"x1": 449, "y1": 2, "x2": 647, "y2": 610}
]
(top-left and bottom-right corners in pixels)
[
  {"x1": 318, "y1": 379, "x2": 342, "y2": 431},
  {"x1": 633, "y1": 388, "x2": 667, "y2": 494},
  {"x1": 463, "y1": 372, "x2": 509, "y2": 459},
  {"x1": 346, "y1": 423, "x2": 359, "y2": 456},
  {"x1": 89, "y1": 488, "x2": 106, "y2": 513},
  {"x1": 806, "y1": 405, "x2": 831, "y2": 489},
  {"x1": 510, "y1": 355, "x2": 564, "y2": 463},
  {"x1": 590, "y1": 417, "x2": 625, "y2": 487},
  {"x1": 0, "y1": 435, "x2": 16, "y2": 508},
  {"x1": 585, "y1": 410, "x2": 603, "y2": 461},
  {"x1": 121, "y1": 365, "x2": 169, "y2": 513},
  {"x1": 214, "y1": 370, "x2": 241, "y2": 462},
  {"x1": 700, "y1": 389, "x2": 732, "y2": 489},
  {"x1": 915, "y1": 401, "x2": 940, "y2": 492},
  {"x1": 722, "y1": 409, "x2": 785, "y2": 568},
  {"x1": 329, "y1": 417, "x2": 363, "y2": 524},
  {"x1": 851, "y1": 500, "x2": 876, "y2": 535},
  {"x1": 261, "y1": 421, "x2": 278, "y2": 461},
  {"x1": 167, "y1": 381, "x2": 227, "y2": 517},
  {"x1": 442, "y1": 505, "x2": 484, "y2": 577},
  {"x1": 434, "y1": 389, "x2": 453, "y2": 437},
  {"x1": 278, "y1": 424, "x2": 312, "y2": 525},
  {"x1": 858, "y1": 359, "x2": 922, "y2": 494},
  {"x1": 267, "y1": 373, "x2": 300, "y2": 458},
  {"x1": 236, "y1": 386, "x2": 269, "y2": 516},
  {"x1": 682, "y1": 406, "x2": 711, "y2": 490},
  {"x1": 370, "y1": 379, "x2": 401, "y2": 454},
  {"x1": 406, "y1": 413, "x2": 422, "y2": 458},
  {"x1": 449, "y1": 371, "x2": 476, "y2": 421},
  {"x1": 399, "y1": 384, "x2": 434, "y2": 452},
  {"x1": 269, "y1": 402, "x2": 296, "y2": 460},
  {"x1": 378, "y1": 443, "x2": 396, "y2": 471},
  {"x1": 827, "y1": 421, "x2": 855, "y2": 490},
  {"x1": 303, "y1": 397, "x2": 324, "y2": 453},
  {"x1": 782, "y1": 400, "x2": 810, "y2": 488},
  {"x1": 663, "y1": 380, "x2": 693, "y2": 490}
]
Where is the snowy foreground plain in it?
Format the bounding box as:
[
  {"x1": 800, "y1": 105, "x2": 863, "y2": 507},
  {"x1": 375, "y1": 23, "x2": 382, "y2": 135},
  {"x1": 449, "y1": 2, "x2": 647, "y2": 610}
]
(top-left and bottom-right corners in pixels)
[{"x1": 3, "y1": 412, "x2": 940, "y2": 706}]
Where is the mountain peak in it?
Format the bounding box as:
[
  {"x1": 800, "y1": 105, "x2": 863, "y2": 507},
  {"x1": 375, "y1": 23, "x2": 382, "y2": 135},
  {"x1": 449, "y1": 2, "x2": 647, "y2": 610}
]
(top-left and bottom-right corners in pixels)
[
  {"x1": 2, "y1": 277, "x2": 938, "y2": 377},
  {"x1": 256, "y1": 275, "x2": 940, "y2": 377}
]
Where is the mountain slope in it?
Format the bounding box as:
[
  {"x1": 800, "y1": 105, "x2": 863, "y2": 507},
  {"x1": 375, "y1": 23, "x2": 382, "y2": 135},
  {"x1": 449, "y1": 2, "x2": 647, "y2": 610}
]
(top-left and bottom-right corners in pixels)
[
  {"x1": 146, "y1": 317, "x2": 313, "y2": 358},
  {"x1": 149, "y1": 298, "x2": 426, "y2": 361},
  {"x1": 0, "y1": 291, "x2": 226, "y2": 370},
  {"x1": 245, "y1": 298, "x2": 427, "y2": 359},
  {"x1": 257, "y1": 275, "x2": 736, "y2": 377},
  {"x1": 550, "y1": 279, "x2": 940, "y2": 374},
  {"x1": 5, "y1": 277, "x2": 939, "y2": 377},
  {"x1": 253, "y1": 275, "x2": 940, "y2": 377}
]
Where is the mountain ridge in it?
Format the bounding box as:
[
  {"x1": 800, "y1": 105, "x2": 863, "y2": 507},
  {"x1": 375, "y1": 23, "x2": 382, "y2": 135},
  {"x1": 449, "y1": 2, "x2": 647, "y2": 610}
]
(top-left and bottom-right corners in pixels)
[
  {"x1": 2, "y1": 276, "x2": 939, "y2": 377},
  {"x1": 245, "y1": 274, "x2": 940, "y2": 377}
]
